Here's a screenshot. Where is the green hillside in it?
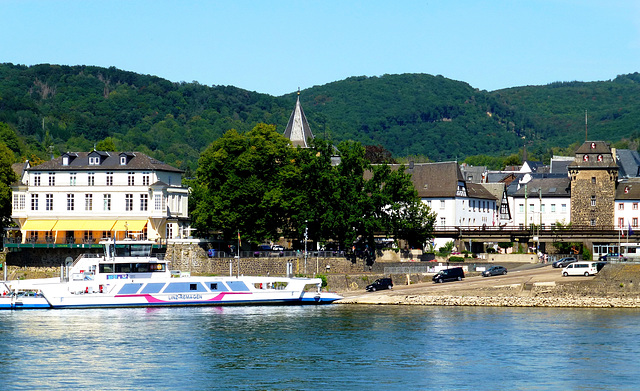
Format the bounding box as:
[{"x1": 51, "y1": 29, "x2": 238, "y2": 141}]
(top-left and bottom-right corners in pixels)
[{"x1": 1, "y1": 63, "x2": 639, "y2": 169}]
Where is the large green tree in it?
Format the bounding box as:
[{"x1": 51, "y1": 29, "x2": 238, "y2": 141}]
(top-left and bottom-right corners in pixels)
[
  {"x1": 0, "y1": 142, "x2": 17, "y2": 232},
  {"x1": 192, "y1": 123, "x2": 297, "y2": 244}
]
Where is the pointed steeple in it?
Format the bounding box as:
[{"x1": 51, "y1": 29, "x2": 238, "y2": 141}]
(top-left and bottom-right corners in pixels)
[{"x1": 283, "y1": 90, "x2": 314, "y2": 148}]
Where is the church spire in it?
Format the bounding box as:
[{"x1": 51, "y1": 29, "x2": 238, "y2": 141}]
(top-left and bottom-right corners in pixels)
[{"x1": 283, "y1": 90, "x2": 314, "y2": 148}]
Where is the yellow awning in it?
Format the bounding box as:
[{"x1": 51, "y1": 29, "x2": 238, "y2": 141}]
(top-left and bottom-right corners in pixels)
[
  {"x1": 112, "y1": 220, "x2": 147, "y2": 232},
  {"x1": 21, "y1": 220, "x2": 57, "y2": 231},
  {"x1": 79, "y1": 220, "x2": 117, "y2": 231},
  {"x1": 52, "y1": 220, "x2": 91, "y2": 231}
]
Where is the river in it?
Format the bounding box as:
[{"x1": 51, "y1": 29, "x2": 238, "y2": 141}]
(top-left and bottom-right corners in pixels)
[{"x1": 0, "y1": 305, "x2": 638, "y2": 390}]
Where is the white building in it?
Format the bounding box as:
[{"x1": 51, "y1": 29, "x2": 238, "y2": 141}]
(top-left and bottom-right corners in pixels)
[
  {"x1": 509, "y1": 176, "x2": 571, "y2": 229},
  {"x1": 11, "y1": 151, "x2": 190, "y2": 244}
]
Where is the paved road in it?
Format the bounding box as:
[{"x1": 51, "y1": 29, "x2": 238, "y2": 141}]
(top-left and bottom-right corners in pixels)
[{"x1": 340, "y1": 264, "x2": 595, "y2": 299}]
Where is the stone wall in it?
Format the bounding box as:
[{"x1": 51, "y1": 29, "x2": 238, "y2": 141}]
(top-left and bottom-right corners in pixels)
[{"x1": 165, "y1": 243, "x2": 368, "y2": 276}]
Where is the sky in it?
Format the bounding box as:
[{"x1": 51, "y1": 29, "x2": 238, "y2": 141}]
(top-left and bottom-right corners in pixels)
[{"x1": 2, "y1": 0, "x2": 640, "y2": 96}]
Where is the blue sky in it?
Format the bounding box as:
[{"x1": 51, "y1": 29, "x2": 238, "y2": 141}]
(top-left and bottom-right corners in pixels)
[{"x1": 2, "y1": 0, "x2": 639, "y2": 96}]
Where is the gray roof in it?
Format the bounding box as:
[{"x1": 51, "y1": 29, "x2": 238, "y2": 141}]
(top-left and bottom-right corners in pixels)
[
  {"x1": 373, "y1": 162, "x2": 495, "y2": 200},
  {"x1": 550, "y1": 159, "x2": 571, "y2": 174},
  {"x1": 616, "y1": 179, "x2": 640, "y2": 199},
  {"x1": 460, "y1": 165, "x2": 486, "y2": 183},
  {"x1": 28, "y1": 151, "x2": 183, "y2": 173},
  {"x1": 512, "y1": 176, "x2": 571, "y2": 198},
  {"x1": 283, "y1": 95, "x2": 314, "y2": 148},
  {"x1": 616, "y1": 149, "x2": 640, "y2": 178}
]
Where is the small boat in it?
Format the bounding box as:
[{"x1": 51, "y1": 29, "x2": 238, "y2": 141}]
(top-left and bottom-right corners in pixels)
[
  {"x1": 0, "y1": 283, "x2": 50, "y2": 309},
  {"x1": 3, "y1": 239, "x2": 342, "y2": 309}
]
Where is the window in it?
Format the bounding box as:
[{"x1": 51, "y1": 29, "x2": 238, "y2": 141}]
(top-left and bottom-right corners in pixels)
[
  {"x1": 31, "y1": 194, "x2": 39, "y2": 210},
  {"x1": 63, "y1": 156, "x2": 69, "y2": 166},
  {"x1": 46, "y1": 194, "x2": 53, "y2": 211},
  {"x1": 120, "y1": 156, "x2": 126, "y2": 165},
  {"x1": 551, "y1": 204, "x2": 556, "y2": 213},
  {"x1": 529, "y1": 204, "x2": 534, "y2": 212},
  {"x1": 84, "y1": 231, "x2": 93, "y2": 242},
  {"x1": 103, "y1": 194, "x2": 111, "y2": 211},
  {"x1": 440, "y1": 200, "x2": 445, "y2": 209},
  {"x1": 619, "y1": 218, "x2": 625, "y2": 228},
  {"x1": 634, "y1": 203, "x2": 639, "y2": 210},
  {"x1": 85, "y1": 194, "x2": 93, "y2": 211},
  {"x1": 67, "y1": 194, "x2": 75, "y2": 211},
  {"x1": 154, "y1": 194, "x2": 162, "y2": 210},
  {"x1": 440, "y1": 217, "x2": 446, "y2": 227},
  {"x1": 166, "y1": 223, "x2": 173, "y2": 239},
  {"x1": 128, "y1": 172, "x2": 135, "y2": 186},
  {"x1": 140, "y1": 194, "x2": 148, "y2": 211},
  {"x1": 590, "y1": 219, "x2": 596, "y2": 226},
  {"x1": 143, "y1": 172, "x2": 150, "y2": 186},
  {"x1": 562, "y1": 204, "x2": 567, "y2": 213},
  {"x1": 426, "y1": 200, "x2": 432, "y2": 207},
  {"x1": 70, "y1": 173, "x2": 77, "y2": 186},
  {"x1": 519, "y1": 204, "x2": 524, "y2": 213},
  {"x1": 591, "y1": 196, "x2": 596, "y2": 207},
  {"x1": 619, "y1": 203, "x2": 624, "y2": 210},
  {"x1": 89, "y1": 156, "x2": 99, "y2": 165},
  {"x1": 14, "y1": 194, "x2": 26, "y2": 210},
  {"x1": 33, "y1": 173, "x2": 41, "y2": 186},
  {"x1": 106, "y1": 172, "x2": 113, "y2": 186},
  {"x1": 125, "y1": 194, "x2": 133, "y2": 211},
  {"x1": 88, "y1": 173, "x2": 95, "y2": 186},
  {"x1": 48, "y1": 173, "x2": 55, "y2": 186},
  {"x1": 633, "y1": 218, "x2": 638, "y2": 228},
  {"x1": 541, "y1": 204, "x2": 545, "y2": 213},
  {"x1": 591, "y1": 177, "x2": 596, "y2": 184}
]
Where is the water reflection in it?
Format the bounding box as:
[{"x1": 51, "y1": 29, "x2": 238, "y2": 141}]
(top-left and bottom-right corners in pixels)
[{"x1": 1, "y1": 306, "x2": 640, "y2": 389}]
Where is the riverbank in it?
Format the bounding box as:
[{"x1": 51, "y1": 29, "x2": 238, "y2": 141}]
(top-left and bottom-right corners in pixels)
[{"x1": 335, "y1": 263, "x2": 640, "y2": 308}]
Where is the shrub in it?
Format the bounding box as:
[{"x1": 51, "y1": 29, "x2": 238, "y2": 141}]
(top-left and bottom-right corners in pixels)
[
  {"x1": 316, "y1": 274, "x2": 328, "y2": 288},
  {"x1": 448, "y1": 256, "x2": 465, "y2": 263}
]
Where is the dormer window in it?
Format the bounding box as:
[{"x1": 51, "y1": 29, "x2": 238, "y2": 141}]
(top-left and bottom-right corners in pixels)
[
  {"x1": 63, "y1": 156, "x2": 69, "y2": 166},
  {"x1": 89, "y1": 156, "x2": 99, "y2": 165},
  {"x1": 120, "y1": 156, "x2": 127, "y2": 165}
]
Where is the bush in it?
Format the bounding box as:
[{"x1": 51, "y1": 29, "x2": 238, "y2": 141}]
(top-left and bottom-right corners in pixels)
[
  {"x1": 448, "y1": 256, "x2": 465, "y2": 263},
  {"x1": 582, "y1": 247, "x2": 592, "y2": 261},
  {"x1": 316, "y1": 274, "x2": 328, "y2": 288}
]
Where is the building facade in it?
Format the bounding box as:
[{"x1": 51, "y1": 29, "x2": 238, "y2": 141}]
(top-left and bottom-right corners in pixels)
[{"x1": 11, "y1": 151, "x2": 189, "y2": 245}]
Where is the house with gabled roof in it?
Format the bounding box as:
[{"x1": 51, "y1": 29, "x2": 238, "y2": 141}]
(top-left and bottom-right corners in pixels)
[{"x1": 10, "y1": 151, "x2": 190, "y2": 247}]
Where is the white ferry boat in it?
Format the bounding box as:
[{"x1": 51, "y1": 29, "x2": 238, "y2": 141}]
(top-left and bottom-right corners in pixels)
[{"x1": 1, "y1": 240, "x2": 342, "y2": 309}]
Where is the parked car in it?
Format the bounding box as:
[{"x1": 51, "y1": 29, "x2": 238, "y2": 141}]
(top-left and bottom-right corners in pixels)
[
  {"x1": 599, "y1": 253, "x2": 627, "y2": 262},
  {"x1": 552, "y1": 257, "x2": 577, "y2": 268},
  {"x1": 366, "y1": 278, "x2": 393, "y2": 292},
  {"x1": 432, "y1": 267, "x2": 465, "y2": 283},
  {"x1": 562, "y1": 261, "x2": 599, "y2": 277},
  {"x1": 258, "y1": 244, "x2": 272, "y2": 251},
  {"x1": 271, "y1": 245, "x2": 284, "y2": 251},
  {"x1": 482, "y1": 266, "x2": 507, "y2": 277}
]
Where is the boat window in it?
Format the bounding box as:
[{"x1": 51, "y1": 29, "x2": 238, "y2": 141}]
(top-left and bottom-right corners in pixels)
[
  {"x1": 226, "y1": 281, "x2": 250, "y2": 292},
  {"x1": 117, "y1": 283, "x2": 143, "y2": 295},
  {"x1": 99, "y1": 264, "x2": 114, "y2": 273},
  {"x1": 190, "y1": 284, "x2": 197, "y2": 291},
  {"x1": 206, "y1": 282, "x2": 228, "y2": 292},
  {"x1": 141, "y1": 283, "x2": 166, "y2": 294},
  {"x1": 115, "y1": 263, "x2": 131, "y2": 273},
  {"x1": 111, "y1": 263, "x2": 166, "y2": 273},
  {"x1": 114, "y1": 244, "x2": 152, "y2": 257}
]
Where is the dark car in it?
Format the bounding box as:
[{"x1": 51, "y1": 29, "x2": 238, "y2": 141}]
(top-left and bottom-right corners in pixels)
[
  {"x1": 482, "y1": 265, "x2": 507, "y2": 277},
  {"x1": 432, "y1": 267, "x2": 465, "y2": 283},
  {"x1": 552, "y1": 257, "x2": 577, "y2": 268},
  {"x1": 599, "y1": 253, "x2": 627, "y2": 262},
  {"x1": 366, "y1": 278, "x2": 393, "y2": 292}
]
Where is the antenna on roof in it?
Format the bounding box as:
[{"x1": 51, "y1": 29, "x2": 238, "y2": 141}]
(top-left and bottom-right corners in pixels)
[{"x1": 585, "y1": 109, "x2": 588, "y2": 141}]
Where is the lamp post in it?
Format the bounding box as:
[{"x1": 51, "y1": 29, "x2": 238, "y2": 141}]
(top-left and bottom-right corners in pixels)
[{"x1": 304, "y1": 220, "x2": 308, "y2": 274}]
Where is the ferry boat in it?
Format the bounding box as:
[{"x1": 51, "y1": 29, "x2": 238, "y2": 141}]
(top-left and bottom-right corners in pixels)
[{"x1": 1, "y1": 240, "x2": 342, "y2": 309}]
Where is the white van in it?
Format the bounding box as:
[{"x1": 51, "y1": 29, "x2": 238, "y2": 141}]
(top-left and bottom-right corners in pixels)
[{"x1": 562, "y1": 261, "x2": 599, "y2": 277}]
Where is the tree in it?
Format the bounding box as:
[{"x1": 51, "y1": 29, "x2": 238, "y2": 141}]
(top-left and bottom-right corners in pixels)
[
  {"x1": 96, "y1": 137, "x2": 117, "y2": 151},
  {"x1": 192, "y1": 123, "x2": 297, "y2": 244},
  {"x1": 0, "y1": 142, "x2": 17, "y2": 232}
]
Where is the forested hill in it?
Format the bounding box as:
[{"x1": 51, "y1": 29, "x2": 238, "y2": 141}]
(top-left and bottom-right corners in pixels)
[{"x1": 1, "y1": 63, "x2": 640, "y2": 170}]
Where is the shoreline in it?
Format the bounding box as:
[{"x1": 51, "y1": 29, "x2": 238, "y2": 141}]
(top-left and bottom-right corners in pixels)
[{"x1": 336, "y1": 294, "x2": 640, "y2": 308}]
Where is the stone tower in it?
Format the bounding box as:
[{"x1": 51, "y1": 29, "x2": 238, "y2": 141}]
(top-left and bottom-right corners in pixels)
[{"x1": 568, "y1": 141, "x2": 618, "y2": 227}]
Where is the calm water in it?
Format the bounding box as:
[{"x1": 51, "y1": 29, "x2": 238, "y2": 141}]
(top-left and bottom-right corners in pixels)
[{"x1": 0, "y1": 305, "x2": 639, "y2": 390}]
